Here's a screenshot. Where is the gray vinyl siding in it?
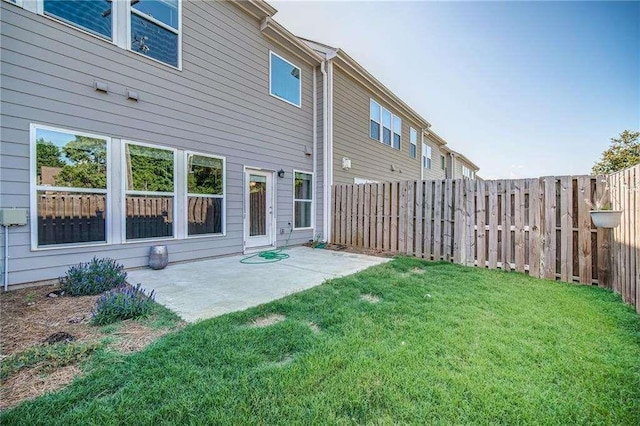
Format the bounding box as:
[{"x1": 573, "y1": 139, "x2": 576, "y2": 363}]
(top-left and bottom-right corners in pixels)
[
  {"x1": 0, "y1": 1, "x2": 316, "y2": 286},
  {"x1": 422, "y1": 136, "x2": 446, "y2": 181},
  {"x1": 332, "y1": 67, "x2": 422, "y2": 185}
]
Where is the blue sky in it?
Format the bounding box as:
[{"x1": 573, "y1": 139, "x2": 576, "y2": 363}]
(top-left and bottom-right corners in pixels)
[{"x1": 270, "y1": 0, "x2": 639, "y2": 179}]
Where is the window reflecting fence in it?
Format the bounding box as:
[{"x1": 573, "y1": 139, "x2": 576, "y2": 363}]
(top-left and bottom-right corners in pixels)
[{"x1": 37, "y1": 193, "x2": 222, "y2": 246}]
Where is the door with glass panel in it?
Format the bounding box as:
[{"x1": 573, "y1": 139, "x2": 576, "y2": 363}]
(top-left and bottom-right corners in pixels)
[{"x1": 244, "y1": 170, "x2": 274, "y2": 248}]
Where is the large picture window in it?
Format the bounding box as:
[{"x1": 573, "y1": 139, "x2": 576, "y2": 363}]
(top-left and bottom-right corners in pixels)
[
  {"x1": 293, "y1": 172, "x2": 313, "y2": 229},
  {"x1": 186, "y1": 153, "x2": 225, "y2": 236},
  {"x1": 32, "y1": 125, "x2": 109, "y2": 248},
  {"x1": 124, "y1": 142, "x2": 176, "y2": 240},
  {"x1": 270, "y1": 51, "x2": 301, "y2": 107}
]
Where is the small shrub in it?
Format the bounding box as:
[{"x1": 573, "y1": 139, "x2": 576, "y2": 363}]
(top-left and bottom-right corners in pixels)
[
  {"x1": 59, "y1": 257, "x2": 127, "y2": 296},
  {"x1": 91, "y1": 284, "x2": 156, "y2": 326}
]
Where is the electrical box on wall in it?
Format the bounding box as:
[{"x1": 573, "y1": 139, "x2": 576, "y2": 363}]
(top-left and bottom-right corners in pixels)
[{"x1": 0, "y1": 208, "x2": 28, "y2": 226}]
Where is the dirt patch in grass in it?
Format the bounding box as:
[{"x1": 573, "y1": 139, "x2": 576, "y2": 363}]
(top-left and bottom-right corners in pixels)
[
  {"x1": 250, "y1": 314, "x2": 286, "y2": 328},
  {"x1": 360, "y1": 294, "x2": 381, "y2": 303},
  {"x1": 314, "y1": 243, "x2": 394, "y2": 258},
  {"x1": 307, "y1": 322, "x2": 321, "y2": 334},
  {"x1": 0, "y1": 285, "x2": 184, "y2": 411},
  {"x1": 0, "y1": 364, "x2": 81, "y2": 411}
]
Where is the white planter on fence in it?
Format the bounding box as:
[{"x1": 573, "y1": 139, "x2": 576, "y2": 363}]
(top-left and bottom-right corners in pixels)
[{"x1": 589, "y1": 210, "x2": 623, "y2": 228}]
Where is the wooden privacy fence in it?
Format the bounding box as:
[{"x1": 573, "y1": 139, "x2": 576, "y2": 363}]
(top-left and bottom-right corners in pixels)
[{"x1": 331, "y1": 165, "x2": 639, "y2": 313}]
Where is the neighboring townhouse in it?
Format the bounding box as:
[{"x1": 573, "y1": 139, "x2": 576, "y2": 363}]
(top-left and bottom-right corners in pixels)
[
  {"x1": 303, "y1": 39, "x2": 431, "y2": 188},
  {"x1": 0, "y1": 0, "x2": 325, "y2": 286},
  {"x1": 441, "y1": 146, "x2": 480, "y2": 180},
  {"x1": 421, "y1": 130, "x2": 448, "y2": 181},
  {"x1": 302, "y1": 38, "x2": 480, "y2": 240}
]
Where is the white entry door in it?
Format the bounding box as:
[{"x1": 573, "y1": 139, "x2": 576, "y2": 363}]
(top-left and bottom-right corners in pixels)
[{"x1": 244, "y1": 169, "x2": 274, "y2": 249}]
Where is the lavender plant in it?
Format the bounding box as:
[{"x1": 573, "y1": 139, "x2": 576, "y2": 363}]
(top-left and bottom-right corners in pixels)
[
  {"x1": 91, "y1": 284, "x2": 156, "y2": 325},
  {"x1": 59, "y1": 257, "x2": 127, "y2": 296}
]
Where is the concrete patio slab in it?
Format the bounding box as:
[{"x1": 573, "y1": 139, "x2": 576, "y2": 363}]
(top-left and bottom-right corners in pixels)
[{"x1": 127, "y1": 246, "x2": 390, "y2": 322}]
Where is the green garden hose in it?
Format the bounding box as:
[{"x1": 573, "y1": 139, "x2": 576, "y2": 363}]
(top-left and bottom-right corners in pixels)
[{"x1": 239, "y1": 227, "x2": 293, "y2": 264}]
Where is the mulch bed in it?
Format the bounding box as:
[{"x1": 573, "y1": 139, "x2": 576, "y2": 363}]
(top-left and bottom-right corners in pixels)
[{"x1": 0, "y1": 285, "x2": 183, "y2": 411}]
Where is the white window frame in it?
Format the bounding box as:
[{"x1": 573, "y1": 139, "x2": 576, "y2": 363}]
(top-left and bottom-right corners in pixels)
[
  {"x1": 11, "y1": 0, "x2": 182, "y2": 70},
  {"x1": 462, "y1": 166, "x2": 474, "y2": 179},
  {"x1": 410, "y1": 127, "x2": 418, "y2": 159},
  {"x1": 292, "y1": 170, "x2": 314, "y2": 231},
  {"x1": 269, "y1": 51, "x2": 302, "y2": 108},
  {"x1": 29, "y1": 123, "x2": 112, "y2": 251},
  {"x1": 369, "y1": 99, "x2": 381, "y2": 140},
  {"x1": 184, "y1": 151, "x2": 226, "y2": 238},
  {"x1": 122, "y1": 140, "x2": 178, "y2": 243},
  {"x1": 392, "y1": 115, "x2": 401, "y2": 150},
  {"x1": 369, "y1": 98, "x2": 401, "y2": 150},
  {"x1": 422, "y1": 144, "x2": 432, "y2": 170}
]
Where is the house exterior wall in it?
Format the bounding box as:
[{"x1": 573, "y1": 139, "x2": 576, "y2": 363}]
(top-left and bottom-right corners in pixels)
[
  {"x1": 0, "y1": 1, "x2": 318, "y2": 286},
  {"x1": 422, "y1": 134, "x2": 447, "y2": 181},
  {"x1": 331, "y1": 67, "x2": 422, "y2": 185}
]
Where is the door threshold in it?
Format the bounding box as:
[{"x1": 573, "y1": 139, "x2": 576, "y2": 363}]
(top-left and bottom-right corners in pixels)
[{"x1": 244, "y1": 245, "x2": 277, "y2": 255}]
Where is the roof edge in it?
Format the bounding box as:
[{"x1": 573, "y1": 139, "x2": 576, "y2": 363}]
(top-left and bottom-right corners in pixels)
[
  {"x1": 232, "y1": 0, "x2": 277, "y2": 21},
  {"x1": 332, "y1": 49, "x2": 432, "y2": 129},
  {"x1": 260, "y1": 17, "x2": 324, "y2": 65}
]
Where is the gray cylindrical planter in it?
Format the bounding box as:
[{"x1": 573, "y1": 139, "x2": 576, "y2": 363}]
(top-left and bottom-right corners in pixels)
[{"x1": 149, "y1": 245, "x2": 169, "y2": 270}]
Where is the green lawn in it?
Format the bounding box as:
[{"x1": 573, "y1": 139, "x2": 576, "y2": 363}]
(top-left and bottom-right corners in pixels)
[{"x1": 2, "y1": 258, "x2": 639, "y2": 424}]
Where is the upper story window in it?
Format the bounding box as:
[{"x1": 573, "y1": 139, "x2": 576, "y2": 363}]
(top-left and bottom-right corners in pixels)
[
  {"x1": 462, "y1": 166, "x2": 474, "y2": 179},
  {"x1": 131, "y1": 0, "x2": 180, "y2": 67},
  {"x1": 422, "y1": 144, "x2": 432, "y2": 169},
  {"x1": 270, "y1": 51, "x2": 301, "y2": 107},
  {"x1": 410, "y1": 128, "x2": 417, "y2": 159},
  {"x1": 369, "y1": 99, "x2": 401, "y2": 150},
  {"x1": 15, "y1": 0, "x2": 181, "y2": 68},
  {"x1": 392, "y1": 116, "x2": 401, "y2": 150},
  {"x1": 370, "y1": 100, "x2": 381, "y2": 140},
  {"x1": 441, "y1": 155, "x2": 446, "y2": 170},
  {"x1": 44, "y1": 0, "x2": 112, "y2": 40}
]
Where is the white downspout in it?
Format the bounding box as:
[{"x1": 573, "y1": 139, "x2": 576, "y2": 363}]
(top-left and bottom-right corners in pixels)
[
  {"x1": 420, "y1": 131, "x2": 425, "y2": 181},
  {"x1": 326, "y1": 60, "x2": 334, "y2": 242},
  {"x1": 312, "y1": 65, "x2": 317, "y2": 239},
  {"x1": 321, "y1": 60, "x2": 330, "y2": 242}
]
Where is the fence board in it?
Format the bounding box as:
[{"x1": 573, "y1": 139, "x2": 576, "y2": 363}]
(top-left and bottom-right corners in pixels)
[
  {"x1": 577, "y1": 176, "x2": 592, "y2": 284},
  {"x1": 476, "y1": 180, "x2": 487, "y2": 268},
  {"x1": 382, "y1": 182, "x2": 390, "y2": 251},
  {"x1": 513, "y1": 180, "x2": 525, "y2": 272},
  {"x1": 542, "y1": 177, "x2": 557, "y2": 280},
  {"x1": 433, "y1": 180, "x2": 443, "y2": 261},
  {"x1": 398, "y1": 181, "x2": 407, "y2": 254},
  {"x1": 406, "y1": 181, "x2": 415, "y2": 256},
  {"x1": 487, "y1": 180, "x2": 499, "y2": 269},
  {"x1": 376, "y1": 183, "x2": 383, "y2": 251},
  {"x1": 423, "y1": 181, "x2": 433, "y2": 260},
  {"x1": 414, "y1": 181, "x2": 424, "y2": 257},
  {"x1": 559, "y1": 176, "x2": 573, "y2": 281},
  {"x1": 390, "y1": 182, "x2": 399, "y2": 252},
  {"x1": 443, "y1": 179, "x2": 453, "y2": 261},
  {"x1": 453, "y1": 180, "x2": 464, "y2": 264}
]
